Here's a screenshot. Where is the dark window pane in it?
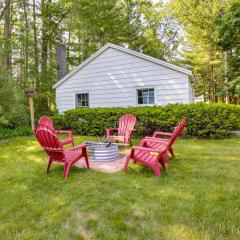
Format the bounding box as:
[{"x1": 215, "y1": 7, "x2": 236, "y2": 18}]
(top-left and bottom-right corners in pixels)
[
  {"x1": 137, "y1": 88, "x2": 154, "y2": 105},
  {"x1": 138, "y1": 97, "x2": 143, "y2": 104},
  {"x1": 138, "y1": 90, "x2": 143, "y2": 98},
  {"x1": 76, "y1": 93, "x2": 89, "y2": 108}
]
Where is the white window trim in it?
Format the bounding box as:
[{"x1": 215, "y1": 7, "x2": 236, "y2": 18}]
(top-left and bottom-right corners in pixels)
[
  {"x1": 74, "y1": 92, "x2": 90, "y2": 108},
  {"x1": 135, "y1": 87, "x2": 156, "y2": 106}
]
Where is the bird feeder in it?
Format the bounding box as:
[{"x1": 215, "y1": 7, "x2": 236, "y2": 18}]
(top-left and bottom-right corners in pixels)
[{"x1": 24, "y1": 88, "x2": 37, "y2": 130}]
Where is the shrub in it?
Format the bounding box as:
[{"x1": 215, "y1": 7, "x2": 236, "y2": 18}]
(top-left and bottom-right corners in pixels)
[
  {"x1": 0, "y1": 78, "x2": 29, "y2": 129},
  {"x1": 0, "y1": 126, "x2": 33, "y2": 139},
  {"x1": 52, "y1": 103, "x2": 240, "y2": 139}
]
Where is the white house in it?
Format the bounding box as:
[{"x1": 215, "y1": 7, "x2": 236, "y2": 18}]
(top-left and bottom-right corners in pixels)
[{"x1": 53, "y1": 43, "x2": 195, "y2": 113}]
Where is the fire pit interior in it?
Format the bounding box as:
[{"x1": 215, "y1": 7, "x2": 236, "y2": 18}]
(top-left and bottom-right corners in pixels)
[{"x1": 85, "y1": 141, "x2": 119, "y2": 162}]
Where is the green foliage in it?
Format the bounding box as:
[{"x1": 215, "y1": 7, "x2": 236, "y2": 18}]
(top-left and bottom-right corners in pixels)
[
  {"x1": 0, "y1": 126, "x2": 32, "y2": 139},
  {"x1": 170, "y1": 0, "x2": 224, "y2": 101},
  {"x1": 53, "y1": 103, "x2": 240, "y2": 139},
  {"x1": 217, "y1": 0, "x2": 240, "y2": 101},
  {"x1": 0, "y1": 76, "x2": 29, "y2": 129}
]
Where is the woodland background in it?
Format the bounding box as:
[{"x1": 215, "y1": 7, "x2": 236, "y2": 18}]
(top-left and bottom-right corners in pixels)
[{"x1": 0, "y1": 0, "x2": 240, "y2": 129}]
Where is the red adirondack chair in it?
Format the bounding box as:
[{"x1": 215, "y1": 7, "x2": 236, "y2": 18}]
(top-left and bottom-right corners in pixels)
[
  {"x1": 124, "y1": 121, "x2": 185, "y2": 177},
  {"x1": 106, "y1": 114, "x2": 136, "y2": 146},
  {"x1": 141, "y1": 117, "x2": 187, "y2": 161},
  {"x1": 124, "y1": 144, "x2": 168, "y2": 177},
  {"x1": 34, "y1": 124, "x2": 89, "y2": 179},
  {"x1": 38, "y1": 116, "x2": 74, "y2": 146}
]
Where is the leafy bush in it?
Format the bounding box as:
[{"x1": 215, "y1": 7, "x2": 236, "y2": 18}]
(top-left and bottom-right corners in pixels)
[
  {"x1": 0, "y1": 77, "x2": 29, "y2": 129},
  {"x1": 0, "y1": 126, "x2": 33, "y2": 139},
  {"x1": 52, "y1": 103, "x2": 240, "y2": 139}
]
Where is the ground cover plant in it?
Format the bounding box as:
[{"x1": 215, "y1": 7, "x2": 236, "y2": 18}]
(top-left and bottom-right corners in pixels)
[{"x1": 0, "y1": 136, "x2": 239, "y2": 240}]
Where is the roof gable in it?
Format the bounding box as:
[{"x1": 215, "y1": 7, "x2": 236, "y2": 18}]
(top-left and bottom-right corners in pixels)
[{"x1": 53, "y1": 43, "x2": 193, "y2": 89}]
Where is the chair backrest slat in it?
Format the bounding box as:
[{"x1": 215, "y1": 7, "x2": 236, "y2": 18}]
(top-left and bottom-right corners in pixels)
[
  {"x1": 35, "y1": 124, "x2": 65, "y2": 162},
  {"x1": 118, "y1": 114, "x2": 136, "y2": 136},
  {"x1": 38, "y1": 116, "x2": 54, "y2": 129},
  {"x1": 166, "y1": 117, "x2": 187, "y2": 148}
]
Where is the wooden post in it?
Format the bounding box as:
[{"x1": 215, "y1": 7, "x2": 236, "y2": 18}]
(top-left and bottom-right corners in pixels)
[
  {"x1": 24, "y1": 88, "x2": 37, "y2": 130},
  {"x1": 29, "y1": 96, "x2": 35, "y2": 130}
]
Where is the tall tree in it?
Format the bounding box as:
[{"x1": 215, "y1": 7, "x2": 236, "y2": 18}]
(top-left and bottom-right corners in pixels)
[
  {"x1": 217, "y1": 0, "x2": 240, "y2": 104},
  {"x1": 33, "y1": 0, "x2": 39, "y2": 87},
  {"x1": 3, "y1": 0, "x2": 11, "y2": 75},
  {"x1": 170, "y1": 0, "x2": 224, "y2": 102}
]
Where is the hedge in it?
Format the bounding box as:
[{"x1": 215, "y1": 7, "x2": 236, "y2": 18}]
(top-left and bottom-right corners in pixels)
[{"x1": 52, "y1": 103, "x2": 240, "y2": 139}]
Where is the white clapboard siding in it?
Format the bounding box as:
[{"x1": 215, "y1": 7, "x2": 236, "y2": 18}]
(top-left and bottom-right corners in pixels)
[{"x1": 56, "y1": 46, "x2": 193, "y2": 113}]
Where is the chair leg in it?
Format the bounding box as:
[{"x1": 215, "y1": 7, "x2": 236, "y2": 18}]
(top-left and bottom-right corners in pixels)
[
  {"x1": 124, "y1": 155, "x2": 131, "y2": 172},
  {"x1": 129, "y1": 139, "x2": 133, "y2": 147},
  {"x1": 169, "y1": 147, "x2": 174, "y2": 158},
  {"x1": 72, "y1": 141, "x2": 74, "y2": 147},
  {"x1": 82, "y1": 148, "x2": 89, "y2": 169},
  {"x1": 159, "y1": 156, "x2": 166, "y2": 171},
  {"x1": 153, "y1": 165, "x2": 161, "y2": 177},
  {"x1": 163, "y1": 152, "x2": 169, "y2": 163},
  {"x1": 85, "y1": 155, "x2": 90, "y2": 169},
  {"x1": 64, "y1": 163, "x2": 71, "y2": 179},
  {"x1": 47, "y1": 159, "x2": 53, "y2": 173}
]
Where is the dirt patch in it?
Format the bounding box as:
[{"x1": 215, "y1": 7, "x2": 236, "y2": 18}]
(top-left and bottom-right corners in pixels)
[{"x1": 76, "y1": 225, "x2": 94, "y2": 240}]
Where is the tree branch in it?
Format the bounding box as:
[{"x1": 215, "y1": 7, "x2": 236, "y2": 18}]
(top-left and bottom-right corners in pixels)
[{"x1": 0, "y1": 0, "x2": 10, "y2": 21}]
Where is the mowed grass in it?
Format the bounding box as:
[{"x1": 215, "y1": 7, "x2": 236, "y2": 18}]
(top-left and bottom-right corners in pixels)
[{"x1": 0, "y1": 136, "x2": 239, "y2": 240}]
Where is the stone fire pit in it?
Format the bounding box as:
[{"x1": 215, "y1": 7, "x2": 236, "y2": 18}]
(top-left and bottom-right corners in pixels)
[{"x1": 85, "y1": 141, "x2": 119, "y2": 162}]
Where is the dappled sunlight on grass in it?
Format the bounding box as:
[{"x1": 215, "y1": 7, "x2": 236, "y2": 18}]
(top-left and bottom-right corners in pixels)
[
  {"x1": 186, "y1": 144, "x2": 204, "y2": 150},
  {"x1": 165, "y1": 224, "x2": 211, "y2": 240},
  {"x1": 223, "y1": 155, "x2": 240, "y2": 161},
  {"x1": 1, "y1": 153, "x2": 12, "y2": 159},
  {"x1": 24, "y1": 145, "x2": 40, "y2": 152},
  {"x1": 24, "y1": 153, "x2": 46, "y2": 163}
]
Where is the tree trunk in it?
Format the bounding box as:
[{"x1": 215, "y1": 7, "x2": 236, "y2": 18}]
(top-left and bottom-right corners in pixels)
[
  {"x1": 210, "y1": 44, "x2": 216, "y2": 102},
  {"x1": 23, "y1": 0, "x2": 29, "y2": 86},
  {"x1": 33, "y1": 0, "x2": 39, "y2": 88},
  {"x1": 211, "y1": 63, "x2": 216, "y2": 102},
  {"x1": 223, "y1": 51, "x2": 230, "y2": 104},
  {"x1": 3, "y1": 0, "x2": 11, "y2": 75},
  {"x1": 40, "y1": 0, "x2": 48, "y2": 86}
]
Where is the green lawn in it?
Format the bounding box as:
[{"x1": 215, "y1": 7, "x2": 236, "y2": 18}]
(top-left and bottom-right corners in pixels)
[{"x1": 0, "y1": 136, "x2": 240, "y2": 240}]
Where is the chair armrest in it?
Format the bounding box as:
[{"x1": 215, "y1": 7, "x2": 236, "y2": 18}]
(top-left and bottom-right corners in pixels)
[
  {"x1": 106, "y1": 128, "x2": 118, "y2": 131},
  {"x1": 106, "y1": 128, "x2": 118, "y2": 135},
  {"x1": 140, "y1": 138, "x2": 168, "y2": 148},
  {"x1": 69, "y1": 144, "x2": 86, "y2": 151},
  {"x1": 132, "y1": 146, "x2": 166, "y2": 154},
  {"x1": 125, "y1": 128, "x2": 136, "y2": 135},
  {"x1": 56, "y1": 130, "x2": 73, "y2": 138},
  {"x1": 144, "y1": 136, "x2": 169, "y2": 142},
  {"x1": 153, "y1": 131, "x2": 173, "y2": 138},
  {"x1": 130, "y1": 129, "x2": 136, "y2": 132},
  {"x1": 141, "y1": 138, "x2": 168, "y2": 145}
]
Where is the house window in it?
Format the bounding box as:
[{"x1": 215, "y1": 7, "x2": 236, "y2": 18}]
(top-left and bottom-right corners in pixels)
[
  {"x1": 76, "y1": 93, "x2": 89, "y2": 108},
  {"x1": 137, "y1": 88, "x2": 155, "y2": 105}
]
